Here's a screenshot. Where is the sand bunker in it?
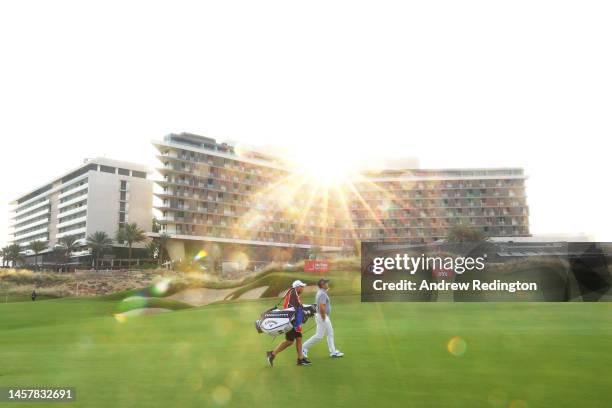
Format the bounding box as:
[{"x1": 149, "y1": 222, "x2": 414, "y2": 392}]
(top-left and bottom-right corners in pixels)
[
  {"x1": 238, "y1": 286, "x2": 269, "y2": 300},
  {"x1": 167, "y1": 287, "x2": 234, "y2": 306}
]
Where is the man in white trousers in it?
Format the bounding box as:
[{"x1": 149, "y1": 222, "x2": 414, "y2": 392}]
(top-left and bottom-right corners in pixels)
[{"x1": 302, "y1": 278, "x2": 344, "y2": 358}]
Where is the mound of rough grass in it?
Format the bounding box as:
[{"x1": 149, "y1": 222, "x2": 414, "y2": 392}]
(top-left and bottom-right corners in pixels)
[
  {"x1": 224, "y1": 270, "x2": 361, "y2": 300},
  {"x1": 104, "y1": 268, "x2": 281, "y2": 301},
  {"x1": 0, "y1": 269, "x2": 71, "y2": 286},
  {"x1": 114, "y1": 297, "x2": 193, "y2": 314},
  {"x1": 224, "y1": 273, "x2": 319, "y2": 300}
]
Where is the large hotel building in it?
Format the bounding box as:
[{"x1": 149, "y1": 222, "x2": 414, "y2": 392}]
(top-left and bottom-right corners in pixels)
[
  {"x1": 153, "y1": 133, "x2": 530, "y2": 263},
  {"x1": 8, "y1": 158, "x2": 153, "y2": 253}
]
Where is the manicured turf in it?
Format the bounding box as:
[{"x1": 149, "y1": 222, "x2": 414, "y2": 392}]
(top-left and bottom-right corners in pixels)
[{"x1": 1, "y1": 285, "x2": 612, "y2": 407}]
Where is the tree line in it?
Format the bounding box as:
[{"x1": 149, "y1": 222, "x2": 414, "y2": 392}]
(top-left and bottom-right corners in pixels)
[{"x1": 0, "y1": 223, "x2": 171, "y2": 271}]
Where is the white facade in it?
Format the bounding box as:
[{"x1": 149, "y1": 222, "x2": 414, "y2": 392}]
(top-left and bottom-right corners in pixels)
[{"x1": 8, "y1": 158, "x2": 153, "y2": 248}]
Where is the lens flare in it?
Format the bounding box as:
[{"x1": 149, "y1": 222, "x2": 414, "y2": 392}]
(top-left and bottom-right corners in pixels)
[
  {"x1": 225, "y1": 370, "x2": 244, "y2": 388},
  {"x1": 290, "y1": 149, "x2": 359, "y2": 188},
  {"x1": 194, "y1": 250, "x2": 208, "y2": 260},
  {"x1": 211, "y1": 385, "x2": 232, "y2": 405},
  {"x1": 447, "y1": 336, "x2": 467, "y2": 356},
  {"x1": 114, "y1": 313, "x2": 127, "y2": 323},
  {"x1": 379, "y1": 200, "x2": 392, "y2": 213},
  {"x1": 152, "y1": 278, "x2": 171, "y2": 296},
  {"x1": 230, "y1": 252, "x2": 250, "y2": 270}
]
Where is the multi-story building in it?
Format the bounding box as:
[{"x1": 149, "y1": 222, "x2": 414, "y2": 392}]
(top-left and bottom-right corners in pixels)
[
  {"x1": 152, "y1": 133, "x2": 530, "y2": 266},
  {"x1": 153, "y1": 133, "x2": 345, "y2": 265},
  {"x1": 344, "y1": 168, "x2": 529, "y2": 243},
  {"x1": 8, "y1": 158, "x2": 153, "y2": 254}
]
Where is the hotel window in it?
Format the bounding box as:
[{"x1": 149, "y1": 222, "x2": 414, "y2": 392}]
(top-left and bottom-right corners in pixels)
[
  {"x1": 118, "y1": 168, "x2": 130, "y2": 176},
  {"x1": 100, "y1": 165, "x2": 116, "y2": 174}
]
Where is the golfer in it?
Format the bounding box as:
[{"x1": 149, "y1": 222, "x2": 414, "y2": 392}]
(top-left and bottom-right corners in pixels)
[
  {"x1": 266, "y1": 280, "x2": 312, "y2": 366},
  {"x1": 302, "y1": 279, "x2": 344, "y2": 358}
]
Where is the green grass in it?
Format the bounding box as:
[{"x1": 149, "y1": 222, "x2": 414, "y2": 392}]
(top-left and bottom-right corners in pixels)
[
  {"x1": 1, "y1": 286, "x2": 612, "y2": 407},
  {"x1": 114, "y1": 297, "x2": 193, "y2": 313},
  {"x1": 0, "y1": 293, "x2": 61, "y2": 303}
]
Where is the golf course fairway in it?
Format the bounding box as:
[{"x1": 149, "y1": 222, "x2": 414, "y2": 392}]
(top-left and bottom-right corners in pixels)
[{"x1": 1, "y1": 292, "x2": 611, "y2": 407}]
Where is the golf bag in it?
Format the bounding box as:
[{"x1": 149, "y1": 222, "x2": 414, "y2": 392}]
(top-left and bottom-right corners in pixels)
[{"x1": 255, "y1": 304, "x2": 316, "y2": 337}]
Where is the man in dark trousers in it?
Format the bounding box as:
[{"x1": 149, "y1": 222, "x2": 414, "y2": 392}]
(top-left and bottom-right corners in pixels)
[
  {"x1": 266, "y1": 280, "x2": 312, "y2": 366},
  {"x1": 31, "y1": 290, "x2": 37, "y2": 301}
]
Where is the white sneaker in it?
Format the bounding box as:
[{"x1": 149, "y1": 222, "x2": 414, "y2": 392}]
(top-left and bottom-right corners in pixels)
[{"x1": 330, "y1": 351, "x2": 344, "y2": 358}]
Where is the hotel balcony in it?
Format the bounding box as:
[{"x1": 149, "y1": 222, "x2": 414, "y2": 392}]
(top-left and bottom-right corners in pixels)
[
  {"x1": 58, "y1": 195, "x2": 88, "y2": 210},
  {"x1": 17, "y1": 236, "x2": 49, "y2": 247},
  {"x1": 14, "y1": 226, "x2": 49, "y2": 241},
  {"x1": 14, "y1": 218, "x2": 49, "y2": 233},
  {"x1": 14, "y1": 198, "x2": 50, "y2": 216},
  {"x1": 58, "y1": 204, "x2": 88, "y2": 218},
  {"x1": 11, "y1": 207, "x2": 50, "y2": 226},
  {"x1": 156, "y1": 152, "x2": 287, "y2": 181},
  {"x1": 57, "y1": 214, "x2": 88, "y2": 229},
  {"x1": 56, "y1": 226, "x2": 87, "y2": 239},
  {"x1": 58, "y1": 182, "x2": 88, "y2": 199}
]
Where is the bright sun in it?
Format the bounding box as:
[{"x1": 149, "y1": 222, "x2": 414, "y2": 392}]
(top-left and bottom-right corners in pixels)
[{"x1": 287, "y1": 145, "x2": 361, "y2": 187}]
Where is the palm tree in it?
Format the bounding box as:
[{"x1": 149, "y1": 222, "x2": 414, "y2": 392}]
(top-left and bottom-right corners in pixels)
[
  {"x1": 156, "y1": 233, "x2": 171, "y2": 265},
  {"x1": 145, "y1": 240, "x2": 159, "y2": 262},
  {"x1": 58, "y1": 235, "x2": 81, "y2": 264},
  {"x1": 152, "y1": 217, "x2": 161, "y2": 233},
  {"x1": 116, "y1": 223, "x2": 146, "y2": 270},
  {"x1": 0, "y1": 246, "x2": 8, "y2": 268},
  {"x1": 86, "y1": 231, "x2": 113, "y2": 270},
  {"x1": 28, "y1": 240, "x2": 47, "y2": 270},
  {"x1": 6, "y1": 244, "x2": 23, "y2": 268},
  {"x1": 445, "y1": 223, "x2": 489, "y2": 243}
]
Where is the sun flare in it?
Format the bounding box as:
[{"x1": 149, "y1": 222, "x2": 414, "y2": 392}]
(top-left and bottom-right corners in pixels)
[{"x1": 287, "y1": 145, "x2": 361, "y2": 187}]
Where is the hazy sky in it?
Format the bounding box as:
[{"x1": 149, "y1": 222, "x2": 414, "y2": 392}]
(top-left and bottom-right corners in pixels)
[{"x1": 1, "y1": 1, "x2": 611, "y2": 246}]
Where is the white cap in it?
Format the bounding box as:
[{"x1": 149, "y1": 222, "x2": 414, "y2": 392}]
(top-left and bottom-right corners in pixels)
[{"x1": 292, "y1": 280, "x2": 306, "y2": 288}]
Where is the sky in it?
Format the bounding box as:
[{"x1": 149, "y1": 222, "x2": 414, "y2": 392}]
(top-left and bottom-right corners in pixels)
[{"x1": 1, "y1": 0, "x2": 611, "y2": 246}]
